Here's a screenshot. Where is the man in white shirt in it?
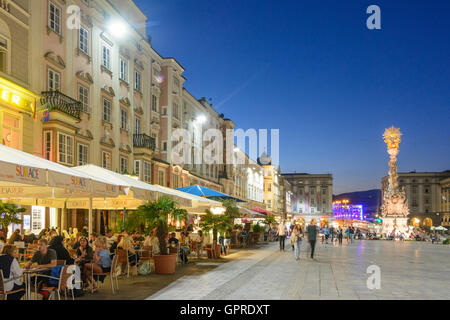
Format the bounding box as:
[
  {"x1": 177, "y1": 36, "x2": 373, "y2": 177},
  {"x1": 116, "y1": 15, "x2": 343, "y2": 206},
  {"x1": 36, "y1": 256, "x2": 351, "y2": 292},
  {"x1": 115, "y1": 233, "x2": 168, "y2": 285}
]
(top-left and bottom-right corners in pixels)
[
  {"x1": 277, "y1": 220, "x2": 287, "y2": 252},
  {"x1": 105, "y1": 230, "x2": 116, "y2": 249}
]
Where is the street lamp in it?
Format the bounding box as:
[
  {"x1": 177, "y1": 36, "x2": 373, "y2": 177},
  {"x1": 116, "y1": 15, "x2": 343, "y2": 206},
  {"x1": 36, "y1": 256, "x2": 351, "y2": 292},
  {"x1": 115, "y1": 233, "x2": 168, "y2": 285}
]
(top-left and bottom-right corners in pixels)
[{"x1": 196, "y1": 115, "x2": 207, "y2": 124}]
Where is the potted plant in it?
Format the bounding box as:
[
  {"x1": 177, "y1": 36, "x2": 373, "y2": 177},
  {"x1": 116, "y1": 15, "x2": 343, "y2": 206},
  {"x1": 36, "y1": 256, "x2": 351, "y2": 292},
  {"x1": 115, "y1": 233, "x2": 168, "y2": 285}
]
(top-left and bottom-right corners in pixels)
[
  {"x1": 135, "y1": 196, "x2": 187, "y2": 274},
  {"x1": 252, "y1": 223, "x2": 265, "y2": 243},
  {"x1": 0, "y1": 201, "x2": 25, "y2": 232}
]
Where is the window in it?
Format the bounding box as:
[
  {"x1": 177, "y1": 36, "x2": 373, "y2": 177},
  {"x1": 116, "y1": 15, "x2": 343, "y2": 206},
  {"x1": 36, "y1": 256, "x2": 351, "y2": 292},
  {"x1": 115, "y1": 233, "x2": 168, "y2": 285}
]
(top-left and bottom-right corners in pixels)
[
  {"x1": 173, "y1": 76, "x2": 180, "y2": 88},
  {"x1": 135, "y1": 117, "x2": 141, "y2": 135},
  {"x1": 101, "y1": 44, "x2": 111, "y2": 70},
  {"x1": 102, "y1": 98, "x2": 111, "y2": 123},
  {"x1": 135, "y1": 70, "x2": 142, "y2": 92},
  {"x1": 322, "y1": 189, "x2": 327, "y2": 195},
  {"x1": 43, "y1": 131, "x2": 53, "y2": 161},
  {"x1": 162, "y1": 141, "x2": 167, "y2": 152},
  {"x1": 134, "y1": 160, "x2": 141, "y2": 178},
  {"x1": 120, "y1": 108, "x2": 128, "y2": 130},
  {"x1": 48, "y1": 1, "x2": 62, "y2": 35},
  {"x1": 48, "y1": 68, "x2": 61, "y2": 91},
  {"x1": 78, "y1": 143, "x2": 88, "y2": 166},
  {"x1": 58, "y1": 133, "x2": 73, "y2": 165},
  {"x1": 119, "y1": 58, "x2": 128, "y2": 82},
  {"x1": 268, "y1": 183, "x2": 272, "y2": 192},
  {"x1": 143, "y1": 161, "x2": 151, "y2": 183},
  {"x1": 0, "y1": 36, "x2": 7, "y2": 73},
  {"x1": 79, "y1": 26, "x2": 89, "y2": 55},
  {"x1": 78, "y1": 85, "x2": 89, "y2": 112},
  {"x1": 152, "y1": 95, "x2": 158, "y2": 112},
  {"x1": 161, "y1": 107, "x2": 167, "y2": 116},
  {"x1": 158, "y1": 170, "x2": 165, "y2": 186},
  {"x1": 173, "y1": 102, "x2": 179, "y2": 120},
  {"x1": 120, "y1": 156, "x2": 128, "y2": 174},
  {"x1": 102, "y1": 151, "x2": 111, "y2": 170}
]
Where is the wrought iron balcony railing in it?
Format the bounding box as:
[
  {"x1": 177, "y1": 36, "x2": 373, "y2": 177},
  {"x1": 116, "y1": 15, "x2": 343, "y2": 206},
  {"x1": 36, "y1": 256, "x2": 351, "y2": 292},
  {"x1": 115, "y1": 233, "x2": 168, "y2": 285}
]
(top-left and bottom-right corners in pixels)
[
  {"x1": 133, "y1": 134, "x2": 156, "y2": 151},
  {"x1": 41, "y1": 91, "x2": 82, "y2": 120}
]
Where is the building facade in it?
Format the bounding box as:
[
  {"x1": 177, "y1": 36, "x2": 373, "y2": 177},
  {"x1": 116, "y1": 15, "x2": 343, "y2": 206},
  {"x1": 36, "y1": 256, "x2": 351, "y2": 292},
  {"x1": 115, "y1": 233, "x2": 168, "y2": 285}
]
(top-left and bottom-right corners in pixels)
[
  {"x1": 282, "y1": 173, "x2": 333, "y2": 224},
  {"x1": 440, "y1": 177, "x2": 450, "y2": 227},
  {"x1": 381, "y1": 171, "x2": 450, "y2": 227}
]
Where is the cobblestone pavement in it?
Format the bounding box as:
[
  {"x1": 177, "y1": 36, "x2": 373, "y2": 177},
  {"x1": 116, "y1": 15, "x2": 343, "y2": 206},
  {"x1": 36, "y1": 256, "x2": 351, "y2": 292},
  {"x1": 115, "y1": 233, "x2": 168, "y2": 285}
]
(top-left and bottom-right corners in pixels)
[{"x1": 147, "y1": 240, "x2": 450, "y2": 300}]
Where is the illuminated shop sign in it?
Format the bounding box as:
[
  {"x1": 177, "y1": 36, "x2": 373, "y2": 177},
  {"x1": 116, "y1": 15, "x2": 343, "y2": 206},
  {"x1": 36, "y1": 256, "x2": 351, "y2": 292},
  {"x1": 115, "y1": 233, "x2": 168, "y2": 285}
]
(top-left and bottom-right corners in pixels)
[
  {"x1": 0, "y1": 77, "x2": 37, "y2": 113},
  {"x1": 332, "y1": 204, "x2": 365, "y2": 221}
]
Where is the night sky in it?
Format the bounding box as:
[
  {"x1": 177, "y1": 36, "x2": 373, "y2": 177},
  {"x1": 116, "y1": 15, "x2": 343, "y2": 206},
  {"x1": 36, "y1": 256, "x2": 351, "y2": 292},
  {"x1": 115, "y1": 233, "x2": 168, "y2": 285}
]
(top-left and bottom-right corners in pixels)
[{"x1": 134, "y1": 0, "x2": 450, "y2": 194}]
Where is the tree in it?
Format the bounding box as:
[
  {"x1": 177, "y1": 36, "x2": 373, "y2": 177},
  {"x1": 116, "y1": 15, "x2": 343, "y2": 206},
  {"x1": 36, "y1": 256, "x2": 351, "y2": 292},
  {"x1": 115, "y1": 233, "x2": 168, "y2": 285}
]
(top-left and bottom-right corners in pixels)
[
  {"x1": 135, "y1": 196, "x2": 187, "y2": 255},
  {"x1": 200, "y1": 200, "x2": 240, "y2": 243},
  {"x1": 0, "y1": 201, "x2": 25, "y2": 232},
  {"x1": 265, "y1": 214, "x2": 276, "y2": 225}
]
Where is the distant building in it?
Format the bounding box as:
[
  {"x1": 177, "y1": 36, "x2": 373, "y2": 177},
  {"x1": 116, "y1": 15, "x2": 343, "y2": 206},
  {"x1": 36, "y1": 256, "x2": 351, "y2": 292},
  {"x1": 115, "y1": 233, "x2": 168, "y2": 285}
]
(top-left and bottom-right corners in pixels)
[
  {"x1": 282, "y1": 173, "x2": 333, "y2": 224},
  {"x1": 440, "y1": 177, "x2": 450, "y2": 227},
  {"x1": 381, "y1": 171, "x2": 450, "y2": 227}
]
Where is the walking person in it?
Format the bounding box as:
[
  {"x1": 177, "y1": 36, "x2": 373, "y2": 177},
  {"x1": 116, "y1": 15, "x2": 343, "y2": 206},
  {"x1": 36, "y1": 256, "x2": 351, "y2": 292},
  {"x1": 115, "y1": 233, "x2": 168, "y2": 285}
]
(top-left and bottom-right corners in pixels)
[
  {"x1": 345, "y1": 226, "x2": 350, "y2": 244},
  {"x1": 305, "y1": 219, "x2": 318, "y2": 259},
  {"x1": 291, "y1": 224, "x2": 303, "y2": 261},
  {"x1": 349, "y1": 226, "x2": 355, "y2": 244},
  {"x1": 338, "y1": 227, "x2": 343, "y2": 245},
  {"x1": 289, "y1": 219, "x2": 295, "y2": 251},
  {"x1": 277, "y1": 220, "x2": 287, "y2": 252}
]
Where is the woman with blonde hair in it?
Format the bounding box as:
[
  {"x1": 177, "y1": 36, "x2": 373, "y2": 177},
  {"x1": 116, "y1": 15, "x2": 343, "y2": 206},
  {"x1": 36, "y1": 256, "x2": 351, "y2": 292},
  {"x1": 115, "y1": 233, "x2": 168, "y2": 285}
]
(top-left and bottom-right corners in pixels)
[
  {"x1": 84, "y1": 236, "x2": 111, "y2": 293},
  {"x1": 118, "y1": 235, "x2": 139, "y2": 275}
]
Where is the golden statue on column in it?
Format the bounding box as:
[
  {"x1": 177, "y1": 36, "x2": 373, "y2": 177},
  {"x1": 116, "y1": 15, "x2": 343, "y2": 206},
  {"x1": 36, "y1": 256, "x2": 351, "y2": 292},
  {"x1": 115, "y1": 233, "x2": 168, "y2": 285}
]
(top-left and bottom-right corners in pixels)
[{"x1": 380, "y1": 126, "x2": 410, "y2": 236}]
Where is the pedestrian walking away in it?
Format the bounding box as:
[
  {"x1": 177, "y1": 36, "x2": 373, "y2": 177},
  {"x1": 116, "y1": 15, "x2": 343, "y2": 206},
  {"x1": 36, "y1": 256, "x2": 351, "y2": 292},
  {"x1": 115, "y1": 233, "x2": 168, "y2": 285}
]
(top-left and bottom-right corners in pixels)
[{"x1": 305, "y1": 219, "x2": 318, "y2": 259}]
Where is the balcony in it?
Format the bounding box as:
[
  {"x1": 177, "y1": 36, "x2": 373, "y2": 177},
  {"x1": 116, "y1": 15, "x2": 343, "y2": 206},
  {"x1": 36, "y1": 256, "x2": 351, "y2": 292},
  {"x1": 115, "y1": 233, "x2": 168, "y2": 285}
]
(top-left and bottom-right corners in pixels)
[
  {"x1": 41, "y1": 91, "x2": 82, "y2": 120},
  {"x1": 133, "y1": 134, "x2": 156, "y2": 151}
]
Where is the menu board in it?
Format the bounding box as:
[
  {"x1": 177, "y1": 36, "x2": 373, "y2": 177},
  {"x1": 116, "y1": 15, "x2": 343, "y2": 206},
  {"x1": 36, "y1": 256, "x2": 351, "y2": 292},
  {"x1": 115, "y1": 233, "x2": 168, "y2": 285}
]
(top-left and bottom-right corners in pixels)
[{"x1": 31, "y1": 206, "x2": 45, "y2": 235}]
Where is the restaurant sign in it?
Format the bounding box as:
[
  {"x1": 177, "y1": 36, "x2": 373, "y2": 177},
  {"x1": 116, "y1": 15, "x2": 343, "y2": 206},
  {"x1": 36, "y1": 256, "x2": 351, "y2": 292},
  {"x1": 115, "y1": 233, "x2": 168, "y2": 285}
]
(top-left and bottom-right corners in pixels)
[{"x1": 0, "y1": 77, "x2": 37, "y2": 114}]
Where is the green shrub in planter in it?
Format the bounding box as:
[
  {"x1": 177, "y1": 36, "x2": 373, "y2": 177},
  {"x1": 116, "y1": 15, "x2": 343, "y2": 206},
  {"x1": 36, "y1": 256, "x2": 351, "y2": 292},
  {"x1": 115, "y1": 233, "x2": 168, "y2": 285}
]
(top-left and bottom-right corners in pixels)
[
  {"x1": 252, "y1": 223, "x2": 264, "y2": 233},
  {"x1": 443, "y1": 239, "x2": 450, "y2": 245}
]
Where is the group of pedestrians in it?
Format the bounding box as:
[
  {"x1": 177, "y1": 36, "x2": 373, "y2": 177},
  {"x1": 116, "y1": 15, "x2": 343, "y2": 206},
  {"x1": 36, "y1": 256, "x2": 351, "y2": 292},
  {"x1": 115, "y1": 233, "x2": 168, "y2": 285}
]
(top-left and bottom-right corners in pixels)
[
  {"x1": 276, "y1": 219, "x2": 319, "y2": 260},
  {"x1": 276, "y1": 220, "x2": 363, "y2": 261}
]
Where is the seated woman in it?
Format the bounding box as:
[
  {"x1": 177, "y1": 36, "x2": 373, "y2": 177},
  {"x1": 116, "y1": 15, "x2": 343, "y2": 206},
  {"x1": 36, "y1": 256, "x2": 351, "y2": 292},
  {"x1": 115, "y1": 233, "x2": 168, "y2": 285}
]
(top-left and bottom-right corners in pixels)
[
  {"x1": 74, "y1": 237, "x2": 93, "y2": 285},
  {"x1": 84, "y1": 237, "x2": 111, "y2": 293},
  {"x1": 117, "y1": 235, "x2": 139, "y2": 276},
  {"x1": 49, "y1": 235, "x2": 74, "y2": 265},
  {"x1": 0, "y1": 245, "x2": 25, "y2": 300}
]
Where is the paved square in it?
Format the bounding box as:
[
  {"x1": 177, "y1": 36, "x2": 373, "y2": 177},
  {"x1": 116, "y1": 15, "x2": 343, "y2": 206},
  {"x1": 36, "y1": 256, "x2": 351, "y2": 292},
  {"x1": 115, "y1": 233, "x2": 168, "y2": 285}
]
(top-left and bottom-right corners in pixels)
[{"x1": 148, "y1": 240, "x2": 450, "y2": 300}]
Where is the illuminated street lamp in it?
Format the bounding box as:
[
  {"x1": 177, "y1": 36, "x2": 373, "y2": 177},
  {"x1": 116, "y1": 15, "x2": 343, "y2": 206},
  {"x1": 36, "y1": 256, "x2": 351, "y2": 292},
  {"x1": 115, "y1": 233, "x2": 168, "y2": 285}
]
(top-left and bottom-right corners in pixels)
[{"x1": 196, "y1": 115, "x2": 207, "y2": 124}]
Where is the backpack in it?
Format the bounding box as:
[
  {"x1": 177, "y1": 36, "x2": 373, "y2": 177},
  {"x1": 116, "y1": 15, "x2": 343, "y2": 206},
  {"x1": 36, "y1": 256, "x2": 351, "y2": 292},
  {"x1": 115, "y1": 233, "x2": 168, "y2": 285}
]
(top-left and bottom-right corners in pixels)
[{"x1": 48, "y1": 265, "x2": 63, "y2": 286}]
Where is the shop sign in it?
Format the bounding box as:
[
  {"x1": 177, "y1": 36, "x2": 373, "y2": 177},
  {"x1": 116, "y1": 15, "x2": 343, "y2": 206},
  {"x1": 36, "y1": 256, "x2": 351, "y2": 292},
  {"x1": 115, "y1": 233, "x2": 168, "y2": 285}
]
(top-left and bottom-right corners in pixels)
[{"x1": 0, "y1": 77, "x2": 36, "y2": 113}]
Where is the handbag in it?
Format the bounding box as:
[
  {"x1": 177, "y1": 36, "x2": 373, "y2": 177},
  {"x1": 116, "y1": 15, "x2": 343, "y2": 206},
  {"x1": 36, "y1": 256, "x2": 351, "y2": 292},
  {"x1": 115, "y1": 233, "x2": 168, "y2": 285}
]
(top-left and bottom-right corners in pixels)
[{"x1": 138, "y1": 262, "x2": 151, "y2": 275}]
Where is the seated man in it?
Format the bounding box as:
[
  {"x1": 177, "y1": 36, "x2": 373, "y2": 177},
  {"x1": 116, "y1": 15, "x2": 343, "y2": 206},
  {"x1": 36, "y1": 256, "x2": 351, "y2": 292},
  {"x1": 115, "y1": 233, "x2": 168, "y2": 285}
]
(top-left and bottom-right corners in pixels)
[
  {"x1": 168, "y1": 232, "x2": 179, "y2": 249},
  {"x1": 24, "y1": 239, "x2": 57, "y2": 300}
]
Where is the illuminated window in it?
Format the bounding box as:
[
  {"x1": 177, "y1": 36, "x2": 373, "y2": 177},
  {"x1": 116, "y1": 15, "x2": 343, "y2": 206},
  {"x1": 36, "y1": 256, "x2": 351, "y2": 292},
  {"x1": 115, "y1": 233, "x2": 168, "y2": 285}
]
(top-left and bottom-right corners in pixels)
[
  {"x1": 48, "y1": 1, "x2": 62, "y2": 35},
  {"x1": 78, "y1": 143, "x2": 88, "y2": 166},
  {"x1": 102, "y1": 151, "x2": 111, "y2": 170},
  {"x1": 58, "y1": 133, "x2": 73, "y2": 165}
]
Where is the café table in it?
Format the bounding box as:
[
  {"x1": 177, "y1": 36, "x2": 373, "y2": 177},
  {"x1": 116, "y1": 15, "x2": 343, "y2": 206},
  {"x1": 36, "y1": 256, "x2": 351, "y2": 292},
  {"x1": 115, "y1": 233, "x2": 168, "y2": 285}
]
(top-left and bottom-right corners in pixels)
[{"x1": 22, "y1": 267, "x2": 50, "y2": 300}]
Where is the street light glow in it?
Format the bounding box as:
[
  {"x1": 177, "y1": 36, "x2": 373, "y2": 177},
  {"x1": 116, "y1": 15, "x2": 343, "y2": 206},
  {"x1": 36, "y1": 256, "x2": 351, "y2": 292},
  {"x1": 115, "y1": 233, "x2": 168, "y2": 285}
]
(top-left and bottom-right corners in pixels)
[
  {"x1": 108, "y1": 20, "x2": 128, "y2": 38},
  {"x1": 196, "y1": 115, "x2": 207, "y2": 123}
]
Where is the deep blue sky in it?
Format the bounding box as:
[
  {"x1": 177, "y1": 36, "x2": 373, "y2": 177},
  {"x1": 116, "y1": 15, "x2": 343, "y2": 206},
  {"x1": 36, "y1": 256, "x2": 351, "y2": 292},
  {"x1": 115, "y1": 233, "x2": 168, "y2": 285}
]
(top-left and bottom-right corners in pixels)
[{"x1": 134, "y1": 0, "x2": 450, "y2": 194}]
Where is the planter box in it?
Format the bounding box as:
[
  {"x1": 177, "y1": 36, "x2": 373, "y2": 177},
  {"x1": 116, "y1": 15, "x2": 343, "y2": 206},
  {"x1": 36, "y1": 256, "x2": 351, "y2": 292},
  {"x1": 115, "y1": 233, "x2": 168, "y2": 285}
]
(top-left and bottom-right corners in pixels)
[{"x1": 154, "y1": 254, "x2": 177, "y2": 275}]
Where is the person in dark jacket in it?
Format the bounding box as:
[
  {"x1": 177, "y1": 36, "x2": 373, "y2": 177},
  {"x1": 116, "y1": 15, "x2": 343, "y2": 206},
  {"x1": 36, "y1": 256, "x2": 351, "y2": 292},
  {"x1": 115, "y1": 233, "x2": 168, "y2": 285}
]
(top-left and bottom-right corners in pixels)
[
  {"x1": 49, "y1": 236, "x2": 74, "y2": 265},
  {"x1": 0, "y1": 245, "x2": 25, "y2": 300}
]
